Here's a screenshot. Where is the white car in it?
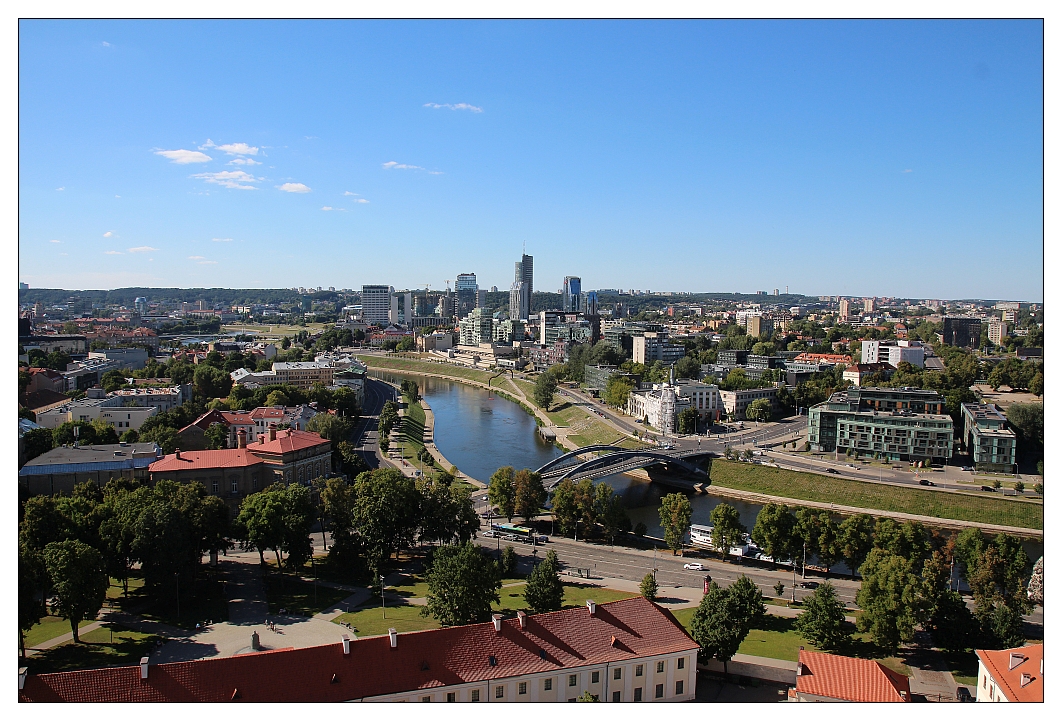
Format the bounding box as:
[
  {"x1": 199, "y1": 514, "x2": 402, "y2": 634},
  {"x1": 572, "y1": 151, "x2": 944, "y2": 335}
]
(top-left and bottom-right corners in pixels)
[{"x1": 683, "y1": 562, "x2": 704, "y2": 571}]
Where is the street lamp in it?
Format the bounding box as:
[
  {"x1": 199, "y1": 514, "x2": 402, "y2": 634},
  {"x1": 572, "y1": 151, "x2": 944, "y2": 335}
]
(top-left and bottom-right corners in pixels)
[{"x1": 381, "y1": 575, "x2": 387, "y2": 619}]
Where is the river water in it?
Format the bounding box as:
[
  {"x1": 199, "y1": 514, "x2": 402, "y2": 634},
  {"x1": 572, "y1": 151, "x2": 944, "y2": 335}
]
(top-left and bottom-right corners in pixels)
[{"x1": 371, "y1": 370, "x2": 1043, "y2": 566}]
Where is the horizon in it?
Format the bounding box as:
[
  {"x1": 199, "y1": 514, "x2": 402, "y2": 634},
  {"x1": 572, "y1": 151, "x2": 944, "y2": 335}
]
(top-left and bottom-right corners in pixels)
[{"x1": 18, "y1": 20, "x2": 1044, "y2": 300}]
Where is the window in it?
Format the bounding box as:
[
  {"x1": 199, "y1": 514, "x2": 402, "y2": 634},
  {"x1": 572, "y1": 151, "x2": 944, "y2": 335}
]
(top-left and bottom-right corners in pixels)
[
  {"x1": 446, "y1": 692, "x2": 455, "y2": 703},
  {"x1": 569, "y1": 674, "x2": 577, "y2": 687},
  {"x1": 612, "y1": 691, "x2": 621, "y2": 702},
  {"x1": 544, "y1": 679, "x2": 552, "y2": 691},
  {"x1": 252, "y1": 478, "x2": 258, "y2": 491},
  {"x1": 677, "y1": 657, "x2": 685, "y2": 670},
  {"x1": 421, "y1": 696, "x2": 431, "y2": 702},
  {"x1": 232, "y1": 480, "x2": 239, "y2": 493},
  {"x1": 656, "y1": 661, "x2": 665, "y2": 674},
  {"x1": 655, "y1": 683, "x2": 664, "y2": 699},
  {"x1": 212, "y1": 481, "x2": 219, "y2": 494},
  {"x1": 614, "y1": 667, "x2": 622, "y2": 680},
  {"x1": 676, "y1": 680, "x2": 684, "y2": 695},
  {"x1": 591, "y1": 671, "x2": 599, "y2": 684},
  {"x1": 518, "y1": 682, "x2": 527, "y2": 695},
  {"x1": 634, "y1": 687, "x2": 642, "y2": 702},
  {"x1": 471, "y1": 689, "x2": 480, "y2": 702},
  {"x1": 495, "y1": 686, "x2": 504, "y2": 699},
  {"x1": 635, "y1": 664, "x2": 643, "y2": 677}
]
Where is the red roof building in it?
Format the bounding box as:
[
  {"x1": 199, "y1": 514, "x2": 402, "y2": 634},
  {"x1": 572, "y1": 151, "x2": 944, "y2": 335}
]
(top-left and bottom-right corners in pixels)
[
  {"x1": 975, "y1": 644, "x2": 1043, "y2": 702},
  {"x1": 19, "y1": 597, "x2": 699, "y2": 703},
  {"x1": 793, "y1": 650, "x2": 911, "y2": 702},
  {"x1": 246, "y1": 428, "x2": 332, "y2": 484},
  {"x1": 147, "y1": 449, "x2": 274, "y2": 507}
]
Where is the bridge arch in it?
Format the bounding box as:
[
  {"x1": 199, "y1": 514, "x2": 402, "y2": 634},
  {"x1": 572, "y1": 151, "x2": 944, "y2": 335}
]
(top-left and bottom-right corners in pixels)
[
  {"x1": 544, "y1": 450, "x2": 708, "y2": 489},
  {"x1": 534, "y1": 445, "x2": 624, "y2": 476}
]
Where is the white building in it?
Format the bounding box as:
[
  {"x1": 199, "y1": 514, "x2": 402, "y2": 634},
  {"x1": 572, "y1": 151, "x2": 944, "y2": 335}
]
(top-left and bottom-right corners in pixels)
[
  {"x1": 671, "y1": 379, "x2": 722, "y2": 421},
  {"x1": 861, "y1": 340, "x2": 926, "y2": 368},
  {"x1": 36, "y1": 397, "x2": 158, "y2": 432},
  {"x1": 626, "y1": 383, "x2": 689, "y2": 433},
  {"x1": 719, "y1": 387, "x2": 779, "y2": 421},
  {"x1": 975, "y1": 644, "x2": 1043, "y2": 702},
  {"x1": 360, "y1": 285, "x2": 393, "y2": 325}
]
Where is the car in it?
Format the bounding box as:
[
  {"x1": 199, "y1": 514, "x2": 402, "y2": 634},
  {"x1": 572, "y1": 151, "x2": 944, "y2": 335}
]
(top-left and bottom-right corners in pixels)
[
  {"x1": 798, "y1": 581, "x2": 820, "y2": 589},
  {"x1": 502, "y1": 534, "x2": 520, "y2": 542},
  {"x1": 981, "y1": 485, "x2": 995, "y2": 492},
  {"x1": 534, "y1": 535, "x2": 549, "y2": 544},
  {"x1": 683, "y1": 562, "x2": 704, "y2": 571},
  {"x1": 826, "y1": 468, "x2": 839, "y2": 474},
  {"x1": 956, "y1": 687, "x2": 973, "y2": 702},
  {"x1": 918, "y1": 479, "x2": 934, "y2": 486},
  {"x1": 481, "y1": 530, "x2": 499, "y2": 538},
  {"x1": 961, "y1": 466, "x2": 973, "y2": 472}
]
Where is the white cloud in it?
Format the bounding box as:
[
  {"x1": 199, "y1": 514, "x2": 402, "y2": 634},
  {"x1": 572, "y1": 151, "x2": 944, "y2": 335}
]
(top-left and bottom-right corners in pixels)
[
  {"x1": 103, "y1": 231, "x2": 114, "y2": 238},
  {"x1": 382, "y1": 161, "x2": 443, "y2": 175},
  {"x1": 343, "y1": 191, "x2": 359, "y2": 196},
  {"x1": 188, "y1": 255, "x2": 206, "y2": 260},
  {"x1": 200, "y1": 140, "x2": 259, "y2": 156},
  {"x1": 56, "y1": 187, "x2": 64, "y2": 191},
  {"x1": 212, "y1": 237, "x2": 233, "y2": 242},
  {"x1": 128, "y1": 246, "x2": 159, "y2": 253},
  {"x1": 115, "y1": 195, "x2": 120, "y2": 198},
  {"x1": 277, "y1": 182, "x2": 311, "y2": 193},
  {"x1": 424, "y1": 102, "x2": 483, "y2": 113},
  {"x1": 197, "y1": 260, "x2": 218, "y2": 265},
  {"x1": 191, "y1": 170, "x2": 259, "y2": 190},
  {"x1": 102, "y1": 41, "x2": 111, "y2": 47},
  {"x1": 104, "y1": 250, "x2": 123, "y2": 255},
  {"x1": 228, "y1": 157, "x2": 261, "y2": 166},
  {"x1": 352, "y1": 198, "x2": 369, "y2": 204},
  {"x1": 903, "y1": 169, "x2": 913, "y2": 173},
  {"x1": 321, "y1": 206, "x2": 333, "y2": 211},
  {"x1": 49, "y1": 239, "x2": 61, "y2": 243},
  {"x1": 155, "y1": 149, "x2": 213, "y2": 164}
]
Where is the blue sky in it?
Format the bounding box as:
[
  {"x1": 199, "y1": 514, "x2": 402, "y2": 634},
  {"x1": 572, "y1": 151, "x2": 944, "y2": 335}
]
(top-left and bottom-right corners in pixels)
[{"x1": 18, "y1": 20, "x2": 1043, "y2": 300}]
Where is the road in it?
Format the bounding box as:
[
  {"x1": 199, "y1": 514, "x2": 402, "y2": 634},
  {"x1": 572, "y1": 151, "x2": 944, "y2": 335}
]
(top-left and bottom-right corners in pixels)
[{"x1": 349, "y1": 378, "x2": 399, "y2": 470}]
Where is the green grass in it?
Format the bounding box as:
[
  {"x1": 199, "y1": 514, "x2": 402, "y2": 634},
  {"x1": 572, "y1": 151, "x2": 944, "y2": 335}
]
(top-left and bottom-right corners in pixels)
[
  {"x1": 105, "y1": 575, "x2": 145, "y2": 600},
  {"x1": 331, "y1": 603, "x2": 441, "y2": 637},
  {"x1": 493, "y1": 582, "x2": 637, "y2": 612},
  {"x1": 711, "y1": 460, "x2": 1043, "y2": 530},
  {"x1": 262, "y1": 573, "x2": 355, "y2": 616},
  {"x1": 357, "y1": 355, "x2": 496, "y2": 384},
  {"x1": 22, "y1": 616, "x2": 95, "y2": 649},
  {"x1": 22, "y1": 623, "x2": 160, "y2": 674}
]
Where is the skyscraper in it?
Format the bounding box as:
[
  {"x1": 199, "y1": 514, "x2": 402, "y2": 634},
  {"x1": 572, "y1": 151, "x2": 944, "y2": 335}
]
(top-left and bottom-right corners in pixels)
[
  {"x1": 510, "y1": 281, "x2": 529, "y2": 321},
  {"x1": 455, "y1": 273, "x2": 478, "y2": 319},
  {"x1": 361, "y1": 285, "x2": 393, "y2": 325},
  {"x1": 515, "y1": 253, "x2": 533, "y2": 297},
  {"x1": 563, "y1": 276, "x2": 582, "y2": 313}
]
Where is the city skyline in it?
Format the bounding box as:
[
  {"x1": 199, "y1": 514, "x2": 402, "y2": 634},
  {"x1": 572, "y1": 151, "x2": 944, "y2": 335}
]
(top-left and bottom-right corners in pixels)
[{"x1": 18, "y1": 20, "x2": 1044, "y2": 299}]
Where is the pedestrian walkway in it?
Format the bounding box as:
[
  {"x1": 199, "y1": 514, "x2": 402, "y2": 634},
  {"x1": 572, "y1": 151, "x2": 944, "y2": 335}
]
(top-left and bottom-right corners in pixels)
[{"x1": 25, "y1": 621, "x2": 104, "y2": 653}]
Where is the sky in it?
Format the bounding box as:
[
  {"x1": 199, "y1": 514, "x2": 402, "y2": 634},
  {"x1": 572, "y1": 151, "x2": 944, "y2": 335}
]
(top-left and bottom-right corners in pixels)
[{"x1": 18, "y1": 20, "x2": 1044, "y2": 300}]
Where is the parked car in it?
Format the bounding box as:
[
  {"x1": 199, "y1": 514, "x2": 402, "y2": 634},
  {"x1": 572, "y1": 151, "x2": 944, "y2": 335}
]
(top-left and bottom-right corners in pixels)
[
  {"x1": 502, "y1": 534, "x2": 520, "y2": 542},
  {"x1": 961, "y1": 466, "x2": 973, "y2": 472},
  {"x1": 481, "y1": 530, "x2": 499, "y2": 538},
  {"x1": 798, "y1": 581, "x2": 820, "y2": 590},
  {"x1": 918, "y1": 479, "x2": 934, "y2": 486},
  {"x1": 981, "y1": 485, "x2": 995, "y2": 492},
  {"x1": 826, "y1": 468, "x2": 839, "y2": 474},
  {"x1": 535, "y1": 535, "x2": 549, "y2": 544},
  {"x1": 957, "y1": 687, "x2": 973, "y2": 702},
  {"x1": 683, "y1": 562, "x2": 704, "y2": 571}
]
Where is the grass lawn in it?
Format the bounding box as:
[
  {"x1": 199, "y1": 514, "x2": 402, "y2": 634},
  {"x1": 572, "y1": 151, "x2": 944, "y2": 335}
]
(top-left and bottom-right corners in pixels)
[
  {"x1": 356, "y1": 355, "x2": 495, "y2": 385},
  {"x1": 710, "y1": 460, "x2": 1043, "y2": 530},
  {"x1": 22, "y1": 623, "x2": 160, "y2": 674},
  {"x1": 105, "y1": 575, "x2": 145, "y2": 601},
  {"x1": 493, "y1": 582, "x2": 637, "y2": 612},
  {"x1": 262, "y1": 573, "x2": 355, "y2": 616},
  {"x1": 22, "y1": 616, "x2": 95, "y2": 649},
  {"x1": 112, "y1": 575, "x2": 230, "y2": 629},
  {"x1": 222, "y1": 322, "x2": 330, "y2": 336},
  {"x1": 331, "y1": 604, "x2": 441, "y2": 637},
  {"x1": 939, "y1": 651, "x2": 980, "y2": 686}
]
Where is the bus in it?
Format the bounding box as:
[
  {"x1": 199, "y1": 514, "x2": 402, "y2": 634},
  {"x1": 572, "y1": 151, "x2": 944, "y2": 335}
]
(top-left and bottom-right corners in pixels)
[
  {"x1": 688, "y1": 524, "x2": 756, "y2": 558},
  {"x1": 490, "y1": 523, "x2": 548, "y2": 544}
]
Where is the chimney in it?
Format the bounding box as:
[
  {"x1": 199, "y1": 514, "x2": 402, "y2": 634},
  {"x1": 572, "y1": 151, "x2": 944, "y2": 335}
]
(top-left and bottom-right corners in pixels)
[
  {"x1": 1009, "y1": 652, "x2": 1027, "y2": 670},
  {"x1": 259, "y1": 435, "x2": 265, "y2": 444},
  {"x1": 269, "y1": 423, "x2": 276, "y2": 441},
  {"x1": 175, "y1": 448, "x2": 181, "y2": 460},
  {"x1": 342, "y1": 634, "x2": 350, "y2": 655},
  {"x1": 586, "y1": 600, "x2": 596, "y2": 616},
  {"x1": 492, "y1": 614, "x2": 503, "y2": 632},
  {"x1": 517, "y1": 610, "x2": 527, "y2": 629},
  {"x1": 388, "y1": 628, "x2": 397, "y2": 648},
  {"x1": 140, "y1": 657, "x2": 149, "y2": 680},
  {"x1": 237, "y1": 430, "x2": 247, "y2": 449},
  {"x1": 18, "y1": 667, "x2": 27, "y2": 690}
]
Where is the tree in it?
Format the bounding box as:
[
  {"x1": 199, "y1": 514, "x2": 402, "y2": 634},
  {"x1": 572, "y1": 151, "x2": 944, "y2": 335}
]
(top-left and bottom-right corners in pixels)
[
  {"x1": 488, "y1": 466, "x2": 517, "y2": 521},
  {"x1": 550, "y1": 479, "x2": 579, "y2": 536},
  {"x1": 745, "y1": 398, "x2": 772, "y2": 422},
  {"x1": 307, "y1": 413, "x2": 355, "y2": 444},
  {"x1": 677, "y1": 407, "x2": 699, "y2": 434},
  {"x1": 42, "y1": 540, "x2": 108, "y2": 643},
  {"x1": 513, "y1": 468, "x2": 546, "y2": 522},
  {"x1": 236, "y1": 486, "x2": 287, "y2": 565},
  {"x1": 815, "y1": 513, "x2": 841, "y2": 573},
  {"x1": 265, "y1": 389, "x2": 290, "y2": 407},
  {"x1": 603, "y1": 376, "x2": 634, "y2": 408},
  {"x1": 18, "y1": 551, "x2": 45, "y2": 658},
  {"x1": 729, "y1": 575, "x2": 766, "y2": 631},
  {"x1": 279, "y1": 483, "x2": 316, "y2": 571},
  {"x1": 855, "y1": 549, "x2": 927, "y2": 651},
  {"x1": 795, "y1": 581, "x2": 848, "y2": 651},
  {"x1": 597, "y1": 484, "x2": 631, "y2": 543},
  {"x1": 674, "y1": 355, "x2": 701, "y2": 380},
  {"x1": 873, "y1": 519, "x2": 930, "y2": 565},
  {"x1": 21, "y1": 427, "x2": 54, "y2": 463},
  {"x1": 352, "y1": 468, "x2": 421, "y2": 578},
  {"x1": 709, "y1": 503, "x2": 746, "y2": 560},
  {"x1": 500, "y1": 545, "x2": 518, "y2": 576},
  {"x1": 752, "y1": 503, "x2": 797, "y2": 567},
  {"x1": 53, "y1": 420, "x2": 99, "y2": 447},
  {"x1": 423, "y1": 542, "x2": 501, "y2": 626},
  {"x1": 837, "y1": 514, "x2": 875, "y2": 580},
  {"x1": 524, "y1": 549, "x2": 564, "y2": 613},
  {"x1": 320, "y1": 477, "x2": 359, "y2": 566},
  {"x1": 688, "y1": 581, "x2": 749, "y2": 674},
  {"x1": 577, "y1": 691, "x2": 597, "y2": 702},
  {"x1": 640, "y1": 572, "x2": 658, "y2": 602},
  {"x1": 925, "y1": 590, "x2": 978, "y2": 652},
  {"x1": 100, "y1": 368, "x2": 128, "y2": 392},
  {"x1": 658, "y1": 493, "x2": 692, "y2": 555},
  {"x1": 140, "y1": 424, "x2": 179, "y2": 453},
  {"x1": 533, "y1": 372, "x2": 558, "y2": 410},
  {"x1": 204, "y1": 422, "x2": 228, "y2": 450},
  {"x1": 193, "y1": 364, "x2": 232, "y2": 399}
]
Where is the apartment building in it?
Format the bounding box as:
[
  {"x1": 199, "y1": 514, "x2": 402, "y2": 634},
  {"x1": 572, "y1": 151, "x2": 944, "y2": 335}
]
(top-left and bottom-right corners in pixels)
[
  {"x1": 360, "y1": 285, "x2": 393, "y2": 325},
  {"x1": 19, "y1": 597, "x2": 699, "y2": 703},
  {"x1": 632, "y1": 332, "x2": 686, "y2": 365},
  {"x1": 988, "y1": 320, "x2": 1009, "y2": 345},
  {"x1": 961, "y1": 403, "x2": 1017, "y2": 471},
  {"x1": 272, "y1": 362, "x2": 336, "y2": 389},
  {"x1": 719, "y1": 387, "x2": 779, "y2": 421},
  {"x1": 975, "y1": 644, "x2": 1043, "y2": 702},
  {"x1": 110, "y1": 385, "x2": 191, "y2": 412},
  {"x1": 35, "y1": 397, "x2": 158, "y2": 432}
]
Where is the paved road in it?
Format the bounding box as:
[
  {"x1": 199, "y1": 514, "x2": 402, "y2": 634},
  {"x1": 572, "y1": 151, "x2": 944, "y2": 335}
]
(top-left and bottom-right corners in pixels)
[{"x1": 349, "y1": 378, "x2": 398, "y2": 470}]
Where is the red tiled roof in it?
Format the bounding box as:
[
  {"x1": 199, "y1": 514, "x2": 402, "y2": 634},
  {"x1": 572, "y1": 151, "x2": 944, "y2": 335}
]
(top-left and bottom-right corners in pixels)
[
  {"x1": 976, "y1": 644, "x2": 1043, "y2": 702},
  {"x1": 19, "y1": 597, "x2": 698, "y2": 703},
  {"x1": 249, "y1": 429, "x2": 329, "y2": 455},
  {"x1": 249, "y1": 407, "x2": 288, "y2": 420},
  {"x1": 148, "y1": 449, "x2": 265, "y2": 473},
  {"x1": 180, "y1": 409, "x2": 229, "y2": 433},
  {"x1": 795, "y1": 650, "x2": 911, "y2": 702},
  {"x1": 219, "y1": 412, "x2": 255, "y2": 426}
]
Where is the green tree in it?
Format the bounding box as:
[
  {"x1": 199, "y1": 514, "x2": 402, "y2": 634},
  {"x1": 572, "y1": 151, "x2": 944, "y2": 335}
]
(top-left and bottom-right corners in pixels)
[
  {"x1": 815, "y1": 513, "x2": 841, "y2": 572},
  {"x1": 265, "y1": 389, "x2": 290, "y2": 407},
  {"x1": 42, "y1": 539, "x2": 108, "y2": 643},
  {"x1": 550, "y1": 479, "x2": 579, "y2": 536},
  {"x1": 513, "y1": 468, "x2": 546, "y2": 522},
  {"x1": 18, "y1": 551, "x2": 45, "y2": 658},
  {"x1": 752, "y1": 503, "x2": 797, "y2": 568},
  {"x1": 795, "y1": 581, "x2": 848, "y2": 651},
  {"x1": 204, "y1": 422, "x2": 228, "y2": 450},
  {"x1": 873, "y1": 519, "x2": 930, "y2": 565},
  {"x1": 100, "y1": 368, "x2": 128, "y2": 392},
  {"x1": 709, "y1": 502, "x2": 746, "y2": 559},
  {"x1": 925, "y1": 589, "x2": 978, "y2": 652},
  {"x1": 677, "y1": 407, "x2": 699, "y2": 434},
  {"x1": 577, "y1": 691, "x2": 597, "y2": 702},
  {"x1": 53, "y1": 420, "x2": 99, "y2": 447},
  {"x1": 423, "y1": 542, "x2": 501, "y2": 626},
  {"x1": 279, "y1": 483, "x2": 316, "y2": 571},
  {"x1": 837, "y1": 514, "x2": 875, "y2": 580},
  {"x1": 729, "y1": 575, "x2": 766, "y2": 631},
  {"x1": 603, "y1": 376, "x2": 634, "y2": 408},
  {"x1": 500, "y1": 545, "x2": 518, "y2": 576},
  {"x1": 21, "y1": 427, "x2": 54, "y2": 463},
  {"x1": 193, "y1": 364, "x2": 232, "y2": 399},
  {"x1": 745, "y1": 398, "x2": 773, "y2": 422},
  {"x1": 688, "y1": 581, "x2": 749, "y2": 674},
  {"x1": 674, "y1": 355, "x2": 701, "y2": 380},
  {"x1": 533, "y1": 372, "x2": 558, "y2": 410},
  {"x1": 488, "y1": 466, "x2": 517, "y2": 521},
  {"x1": 307, "y1": 413, "x2": 355, "y2": 444},
  {"x1": 658, "y1": 492, "x2": 692, "y2": 555},
  {"x1": 352, "y1": 468, "x2": 421, "y2": 579},
  {"x1": 320, "y1": 477, "x2": 359, "y2": 566},
  {"x1": 855, "y1": 549, "x2": 928, "y2": 651},
  {"x1": 235, "y1": 486, "x2": 287, "y2": 565},
  {"x1": 524, "y1": 549, "x2": 564, "y2": 613},
  {"x1": 597, "y1": 483, "x2": 631, "y2": 544},
  {"x1": 640, "y1": 572, "x2": 658, "y2": 602},
  {"x1": 140, "y1": 424, "x2": 180, "y2": 453}
]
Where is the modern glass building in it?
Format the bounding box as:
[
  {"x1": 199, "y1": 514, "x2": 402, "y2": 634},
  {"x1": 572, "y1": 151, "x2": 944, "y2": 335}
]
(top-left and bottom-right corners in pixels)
[{"x1": 960, "y1": 403, "x2": 1017, "y2": 471}]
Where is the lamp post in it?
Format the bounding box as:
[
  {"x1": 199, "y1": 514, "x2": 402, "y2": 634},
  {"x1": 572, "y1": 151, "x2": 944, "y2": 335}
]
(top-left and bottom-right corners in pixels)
[{"x1": 381, "y1": 575, "x2": 386, "y2": 619}]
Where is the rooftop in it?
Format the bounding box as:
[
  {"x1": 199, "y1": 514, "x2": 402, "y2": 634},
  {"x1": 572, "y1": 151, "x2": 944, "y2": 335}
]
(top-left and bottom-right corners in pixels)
[
  {"x1": 249, "y1": 428, "x2": 330, "y2": 454},
  {"x1": 20, "y1": 443, "x2": 161, "y2": 476},
  {"x1": 961, "y1": 402, "x2": 1008, "y2": 423},
  {"x1": 796, "y1": 650, "x2": 911, "y2": 702},
  {"x1": 19, "y1": 597, "x2": 697, "y2": 703},
  {"x1": 148, "y1": 448, "x2": 267, "y2": 473},
  {"x1": 976, "y1": 644, "x2": 1043, "y2": 702}
]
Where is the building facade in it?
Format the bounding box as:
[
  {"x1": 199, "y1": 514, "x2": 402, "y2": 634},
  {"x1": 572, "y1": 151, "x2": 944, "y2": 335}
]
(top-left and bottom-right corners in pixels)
[
  {"x1": 975, "y1": 644, "x2": 1043, "y2": 702},
  {"x1": 271, "y1": 362, "x2": 336, "y2": 389},
  {"x1": 861, "y1": 340, "x2": 926, "y2": 368},
  {"x1": 940, "y1": 316, "x2": 982, "y2": 347},
  {"x1": 633, "y1": 333, "x2": 686, "y2": 365},
  {"x1": 459, "y1": 308, "x2": 495, "y2": 346},
  {"x1": 961, "y1": 403, "x2": 1017, "y2": 471},
  {"x1": 19, "y1": 442, "x2": 162, "y2": 496},
  {"x1": 361, "y1": 285, "x2": 393, "y2": 325},
  {"x1": 563, "y1": 276, "x2": 582, "y2": 313},
  {"x1": 719, "y1": 387, "x2": 779, "y2": 421}
]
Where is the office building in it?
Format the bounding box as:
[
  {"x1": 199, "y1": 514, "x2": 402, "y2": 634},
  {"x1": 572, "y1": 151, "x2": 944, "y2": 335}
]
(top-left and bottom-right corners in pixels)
[
  {"x1": 672, "y1": 380, "x2": 722, "y2": 421},
  {"x1": 510, "y1": 281, "x2": 530, "y2": 321},
  {"x1": 361, "y1": 285, "x2": 393, "y2": 325},
  {"x1": 807, "y1": 387, "x2": 953, "y2": 461},
  {"x1": 861, "y1": 340, "x2": 926, "y2": 369},
  {"x1": 961, "y1": 403, "x2": 1017, "y2": 472},
  {"x1": 459, "y1": 307, "x2": 495, "y2": 346},
  {"x1": 134, "y1": 296, "x2": 148, "y2": 315},
  {"x1": 717, "y1": 349, "x2": 750, "y2": 366},
  {"x1": 988, "y1": 320, "x2": 1009, "y2": 345},
  {"x1": 719, "y1": 387, "x2": 779, "y2": 421},
  {"x1": 389, "y1": 291, "x2": 414, "y2": 326},
  {"x1": 515, "y1": 253, "x2": 534, "y2": 297},
  {"x1": 746, "y1": 315, "x2": 774, "y2": 338},
  {"x1": 455, "y1": 273, "x2": 478, "y2": 319},
  {"x1": 87, "y1": 347, "x2": 150, "y2": 370},
  {"x1": 563, "y1": 276, "x2": 583, "y2": 313},
  {"x1": 585, "y1": 290, "x2": 598, "y2": 317},
  {"x1": 633, "y1": 332, "x2": 686, "y2": 365},
  {"x1": 271, "y1": 362, "x2": 336, "y2": 389},
  {"x1": 940, "y1": 316, "x2": 982, "y2": 347},
  {"x1": 493, "y1": 318, "x2": 525, "y2": 345}
]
